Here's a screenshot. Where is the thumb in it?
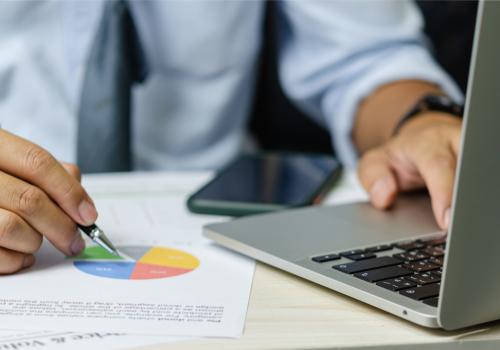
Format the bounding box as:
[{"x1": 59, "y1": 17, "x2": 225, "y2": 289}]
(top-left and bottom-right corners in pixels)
[{"x1": 357, "y1": 149, "x2": 398, "y2": 209}]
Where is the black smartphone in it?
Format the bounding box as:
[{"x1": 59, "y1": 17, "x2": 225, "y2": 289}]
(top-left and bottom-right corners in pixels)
[{"x1": 186, "y1": 153, "x2": 342, "y2": 216}]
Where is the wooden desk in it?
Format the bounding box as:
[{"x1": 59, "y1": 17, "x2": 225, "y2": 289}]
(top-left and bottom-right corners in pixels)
[
  {"x1": 135, "y1": 173, "x2": 500, "y2": 350},
  {"x1": 136, "y1": 262, "x2": 500, "y2": 350}
]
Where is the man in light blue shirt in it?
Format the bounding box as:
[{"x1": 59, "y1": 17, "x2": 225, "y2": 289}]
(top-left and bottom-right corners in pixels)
[{"x1": 0, "y1": 1, "x2": 463, "y2": 273}]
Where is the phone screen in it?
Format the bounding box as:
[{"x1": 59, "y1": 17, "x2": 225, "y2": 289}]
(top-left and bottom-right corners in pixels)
[{"x1": 193, "y1": 154, "x2": 341, "y2": 206}]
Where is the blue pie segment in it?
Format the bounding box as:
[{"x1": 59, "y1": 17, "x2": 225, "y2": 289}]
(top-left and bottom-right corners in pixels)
[{"x1": 74, "y1": 261, "x2": 136, "y2": 279}]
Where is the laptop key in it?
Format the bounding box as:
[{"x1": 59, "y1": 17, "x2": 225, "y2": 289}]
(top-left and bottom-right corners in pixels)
[
  {"x1": 339, "y1": 249, "x2": 364, "y2": 258},
  {"x1": 348, "y1": 252, "x2": 376, "y2": 261},
  {"x1": 312, "y1": 254, "x2": 340, "y2": 263},
  {"x1": 405, "y1": 272, "x2": 441, "y2": 285},
  {"x1": 395, "y1": 240, "x2": 426, "y2": 251},
  {"x1": 333, "y1": 256, "x2": 401, "y2": 274},
  {"x1": 393, "y1": 251, "x2": 429, "y2": 262},
  {"x1": 377, "y1": 277, "x2": 417, "y2": 291},
  {"x1": 405, "y1": 261, "x2": 440, "y2": 273},
  {"x1": 399, "y1": 283, "x2": 440, "y2": 300},
  {"x1": 365, "y1": 244, "x2": 392, "y2": 253},
  {"x1": 423, "y1": 297, "x2": 439, "y2": 307},
  {"x1": 354, "y1": 266, "x2": 412, "y2": 283},
  {"x1": 429, "y1": 256, "x2": 444, "y2": 266},
  {"x1": 422, "y1": 246, "x2": 445, "y2": 257},
  {"x1": 431, "y1": 268, "x2": 443, "y2": 278}
]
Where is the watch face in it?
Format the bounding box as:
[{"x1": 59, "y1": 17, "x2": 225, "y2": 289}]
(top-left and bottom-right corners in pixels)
[
  {"x1": 429, "y1": 95, "x2": 453, "y2": 107},
  {"x1": 422, "y1": 94, "x2": 464, "y2": 116}
]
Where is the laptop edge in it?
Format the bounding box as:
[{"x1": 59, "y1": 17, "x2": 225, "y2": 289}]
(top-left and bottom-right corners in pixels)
[{"x1": 438, "y1": 0, "x2": 500, "y2": 330}]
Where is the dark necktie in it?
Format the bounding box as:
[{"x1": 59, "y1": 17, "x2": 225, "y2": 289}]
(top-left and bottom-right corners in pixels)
[{"x1": 77, "y1": 0, "x2": 148, "y2": 173}]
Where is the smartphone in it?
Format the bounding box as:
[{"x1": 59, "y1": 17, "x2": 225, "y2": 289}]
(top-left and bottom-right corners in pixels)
[{"x1": 186, "y1": 153, "x2": 342, "y2": 216}]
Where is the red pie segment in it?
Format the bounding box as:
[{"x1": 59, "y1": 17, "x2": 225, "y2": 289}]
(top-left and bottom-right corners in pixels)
[{"x1": 130, "y1": 262, "x2": 192, "y2": 280}]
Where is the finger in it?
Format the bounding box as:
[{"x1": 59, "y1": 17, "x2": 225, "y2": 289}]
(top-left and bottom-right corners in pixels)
[
  {"x1": 448, "y1": 126, "x2": 463, "y2": 156},
  {"x1": 0, "y1": 171, "x2": 85, "y2": 256},
  {"x1": 0, "y1": 209, "x2": 42, "y2": 254},
  {"x1": 0, "y1": 247, "x2": 35, "y2": 274},
  {"x1": 358, "y1": 149, "x2": 398, "y2": 209},
  {"x1": 62, "y1": 163, "x2": 82, "y2": 182},
  {"x1": 0, "y1": 130, "x2": 97, "y2": 225},
  {"x1": 412, "y1": 149, "x2": 456, "y2": 229}
]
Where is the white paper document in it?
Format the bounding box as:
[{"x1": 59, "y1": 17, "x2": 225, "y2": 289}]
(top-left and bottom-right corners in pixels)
[
  {"x1": 0, "y1": 329, "x2": 183, "y2": 350},
  {"x1": 0, "y1": 172, "x2": 255, "y2": 338}
]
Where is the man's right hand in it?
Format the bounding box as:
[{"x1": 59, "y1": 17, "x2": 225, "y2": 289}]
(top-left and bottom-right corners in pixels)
[{"x1": 0, "y1": 130, "x2": 97, "y2": 274}]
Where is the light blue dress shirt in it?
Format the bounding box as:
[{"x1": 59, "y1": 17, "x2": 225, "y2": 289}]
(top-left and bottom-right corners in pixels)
[{"x1": 0, "y1": 1, "x2": 461, "y2": 170}]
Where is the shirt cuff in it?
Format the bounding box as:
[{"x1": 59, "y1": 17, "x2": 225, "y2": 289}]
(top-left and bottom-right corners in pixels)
[{"x1": 322, "y1": 45, "x2": 464, "y2": 169}]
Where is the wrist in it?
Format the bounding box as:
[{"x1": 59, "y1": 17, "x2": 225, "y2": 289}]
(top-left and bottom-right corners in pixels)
[
  {"x1": 397, "y1": 111, "x2": 462, "y2": 137},
  {"x1": 392, "y1": 94, "x2": 463, "y2": 136},
  {"x1": 354, "y1": 81, "x2": 446, "y2": 154}
]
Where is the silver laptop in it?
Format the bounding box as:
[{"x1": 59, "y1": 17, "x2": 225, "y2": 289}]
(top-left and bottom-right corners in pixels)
[{"x1": 204, "y1": 1, "x2": 500, "y2": 330}]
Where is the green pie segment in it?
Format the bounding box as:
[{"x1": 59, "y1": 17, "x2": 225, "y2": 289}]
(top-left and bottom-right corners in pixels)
[
  {"x1": 72, "y1": 246, "x2": 123, "y2": 260},
  {"x1": 72, "y1": 246, "x2": 200, "y2": 280}
]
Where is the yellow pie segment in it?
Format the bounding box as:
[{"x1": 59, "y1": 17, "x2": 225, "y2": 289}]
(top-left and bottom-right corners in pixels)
[{"x1": 139, "y1": 247, "x2": 199, "y2": 270}]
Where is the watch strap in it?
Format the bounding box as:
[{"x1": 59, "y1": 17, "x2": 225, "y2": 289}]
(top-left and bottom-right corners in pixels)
[{"x1": 393, "y1": 94, "x2": 464, "y2": 136}]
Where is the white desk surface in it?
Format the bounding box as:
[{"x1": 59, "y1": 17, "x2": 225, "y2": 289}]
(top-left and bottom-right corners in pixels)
[{"x1": 133, "y1": 172, "x2": 500, "y2": 350}]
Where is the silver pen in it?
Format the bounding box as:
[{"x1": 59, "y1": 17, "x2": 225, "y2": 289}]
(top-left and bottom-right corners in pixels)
[{"x1": 77, "y1": 224, "x2": 120, "y2": 256}]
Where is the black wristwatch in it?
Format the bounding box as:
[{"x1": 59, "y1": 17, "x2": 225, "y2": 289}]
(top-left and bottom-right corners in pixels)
[{"x1": 393, "y1": 94, "x2": 464, "y2": 135}]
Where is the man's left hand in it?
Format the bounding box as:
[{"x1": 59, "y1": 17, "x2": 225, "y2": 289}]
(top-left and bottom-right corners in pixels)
[{"x1": 357, "y1": 113, "x2": 462, "y2": 230}]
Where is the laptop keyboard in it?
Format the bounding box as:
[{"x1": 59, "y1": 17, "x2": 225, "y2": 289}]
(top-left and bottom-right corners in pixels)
[{"x1": 311, "y1": 235, "x2": 446, "y2": 307}]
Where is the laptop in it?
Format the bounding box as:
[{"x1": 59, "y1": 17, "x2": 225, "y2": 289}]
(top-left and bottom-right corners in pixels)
[{"x1": 203, "y1": 1, "x2": 500, "y2": 330}]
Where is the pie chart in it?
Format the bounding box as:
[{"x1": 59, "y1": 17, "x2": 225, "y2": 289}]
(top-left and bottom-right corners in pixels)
[{"x1": 72, "y1": 245, "x2": 200, "y2": 280}]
